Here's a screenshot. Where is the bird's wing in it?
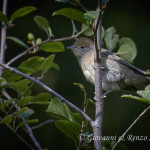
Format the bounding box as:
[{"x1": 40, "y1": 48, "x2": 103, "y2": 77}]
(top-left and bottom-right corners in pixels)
[{"x1": 102, "y1": 49, "x2": 146, "y2": 75}]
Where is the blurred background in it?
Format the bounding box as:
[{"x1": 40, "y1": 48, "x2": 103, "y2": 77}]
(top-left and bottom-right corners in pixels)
[{"x1": 0, "y1": 0, "x2": 150, "y2": 149}]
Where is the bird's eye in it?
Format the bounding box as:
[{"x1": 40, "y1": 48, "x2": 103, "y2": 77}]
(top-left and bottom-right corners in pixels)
[{"x1": 81, "y1": 46, "x2": 85, "y2": 49}]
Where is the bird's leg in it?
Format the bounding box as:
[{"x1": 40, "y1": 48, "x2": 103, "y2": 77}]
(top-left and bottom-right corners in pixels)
[
  {"x1": 102, "y1": 90, "x2": 111, "y2": 98},
  {"x1": 93, "y1": 90, "x2": 111, "y2": 101}
]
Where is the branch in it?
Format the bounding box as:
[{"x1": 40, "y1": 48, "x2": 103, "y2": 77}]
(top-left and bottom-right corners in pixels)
[
  {"x1": 112, "y1": 106, "x2": 150, "y2": 150},
  {"x1": 0, "y1": 0, "x2": 8, "y2": 76},
  {"x1": 31, "y1": 119, "x2": 55, "y2": 130},
  {"x1": 0, "y1": 64, "x2": 94, "y2": 126},
  {"x1": 92, "y1": 2, "x2": 104, "y2": 150},
  {"x1": 6, "y1": 36, "x2": 75, "y2": 66}
]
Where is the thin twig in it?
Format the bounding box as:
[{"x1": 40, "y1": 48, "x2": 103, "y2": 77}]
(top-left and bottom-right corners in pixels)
[
  {"x1": 31, "y1": 119, "x2": 55, "y2": 130},
  {"x1": 0, "y1": 116, "x2": 35, "y2": 150},
  {"x1": 0, "y1": 64, "x2": 94, "y2": 126},
  {"x1": 78, "y1": 89, "x2": 87, "y2": 150},
  {"x1": 76, "y1": 0, "x2": 88, "y2": 12},
  {"x1": 112, "y1": 106, "x2": 150, "y2": 150},
  {"x1": 0, "y1": 0, "x2": 8, "y2": 76},
  {"x1": 6, "y1": 36, "x2": 75, "y2": 66}
]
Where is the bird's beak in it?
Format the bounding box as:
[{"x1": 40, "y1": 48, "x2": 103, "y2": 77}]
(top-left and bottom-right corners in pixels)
[{"x1": 66, "y1": 46, "x2": 76, "y2": 50}]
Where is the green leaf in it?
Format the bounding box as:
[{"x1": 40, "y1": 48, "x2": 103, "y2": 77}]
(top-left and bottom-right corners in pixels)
[
  {"x1": 40, "y1": 42, "x2": 65, "y2": 53},
  {"x1": 137, "y1": 85, "x2": 150, "y2": 102},
  {"x1": 104, "y1": 27, "x2": 119, "y2": 51},
  {"x1": 55, "y1": 0, "x2": 69, "y2": 2},
  {"x1": 0, "y1": 11, "x2": 8, "y2": 23},
  {"x1": 81, "y1": 24, "x2": 93, "y2": 36},
  {"x1": 10, "y1": 6, "x2": 37, "y2": 22},
  {"x1": 18, "y1": 67, "x2": 35, "y2": 75},
  {"x1": 0, "y1": 115, "x2": 13, "y2": 124},
  {"x1": 19, "y1": 56, "x2": 45, "y2": 73},
  {"x1": 53, "y1": 8, "x2": 85, "y2": 23},
  {"x1": 0, "y1": 99, "x2": 16, "y2": 110},
  {"x1": 34, "y1": 16, "x2": 52, "y2": 37},
  {"x1": 21, "y1": 108, "x2": 34, "y2": 118},
  {"x1": 0, "y1": 77, "x2": 7, "y2": 88},
  {"x1": 28, "y1": 93, "x2": 52, "y2": 105},
  {"x1": 117, "y1": 44, "x2": 133, "y2": 62},
  {"x1": 119, "y1": 37, "x2": 137, "y2": 61},
  {"x1": 17, "y1": 96, "x2": 33, "y2": 106},
  {"x1": 121, "y1": 94, "x2": 149, "y2": 104},
  {"x1": 2, "y1": 70, "x2": 22, "y2": 83},
  {"x1": 84, "y1": 11, "x2": 99, "y2": 23},
  {"x1": 17, "y1": 107, "x2": 29, "y2": 116},
  {"x1": 55, "y1": 120, "x2": 81, "y2": 146},
  {"x1": 7, "y1": 36, "x2": 28, "y2": 49},
  {"x1": 11, "y1": 79, "x2": 31, "y2": 95},
  {"x1": 41, "y1": 55, "x2": 55, "y2": 74},
  {"x1": 73, "y1": 113, "x2": 88, "y2": 127},
  {"x1": 51, "y1": 62, "x2": 59, "y2": 71},
  {"x1": 46, "y1": 97, "x2": 74, "y2": 121},
  {"x1": 17, "y1": 119, "x2": 38, "y2": 128}
]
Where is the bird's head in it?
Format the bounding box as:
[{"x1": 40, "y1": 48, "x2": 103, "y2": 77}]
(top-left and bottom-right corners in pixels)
[{"x1": 67, "y1": 37, "x2": 94, "y2": 59}]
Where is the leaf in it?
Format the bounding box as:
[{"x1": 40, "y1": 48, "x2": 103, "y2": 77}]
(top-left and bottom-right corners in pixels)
[
  {"x1": 17, "y1": 96, "x2": 33, "y2": 106},
  {"x1": 55, "y1": 120, "x2": 81, "y2": 146},
  {"x1": 0, "y1": 99, "x2": 16, "y2": 110},
  {"x1": 104, "y1": 27, "x2": 119, "y2": 51},
  {"x1": 17, "y1": 107, "x2": 29, "y2": 116},
  {"x1": 7, "y1": 36, "x2": 28, "y2": 49},
  {"x1": 55, "y1": 0, "x2": 69, "y2": 2},
  {"x1": 0, "y1": 115, "x2": 13, "y2": 124},
  {"x1": 18, "y1": 67, "x2": 35, "y2": 75},
  {"x1": 81, "y1": 24, "x2": 93, "y2": 36},
  {"x1": 40, "y1": 42, "x2": 65, "y2": 53},
  {"x1": 0, "y1": 11, "x2": 8, "y2": 23},
  {"x1": 73, "y1": 113, "x2": 88, "y2": 127},
  {"x1": 11, "y1": 79, "x2": 31, "y2": 95},
  {"x1": 32, "y1": 93, "x2": 52, "y2": 102},
  {"x1": 117, "y1": 44, "x2": 133, "y2": 62},
  {"x1": 34, "y1": 16, "x2": 52, "y2": 37},
  {"x1": 119, "y1": 37, "x2": 137, "y2": 61},
  {"x1": 2, "y1": 70, "x2": 22, "y2": 83},
  {"x1": 51, "y1": 62, "x2": 59, "y2": 71},
  {"x1": 41, "y1": 55, "x2": 55, "y2": 74},
  {"x1": 121, "y1": 94, "x2": 149, "y2": 104},
  {"x1": 137, "y1": 85, "x2": 150, "y2": 102},
  {"x1": 19, "y1": 56, "x2": 45, "y2": 73},
  {"x1": 28, "y1": 93, "x2": 52, "y2": 105},
  {"x1": 0, "y1": 77, "x2": 7, "y2": 88},
  {"x1": 84, "y1": 11, "x2": 99, "y2": 23},
  {"x1": 53, "y1": 8, "x2": 85, "y2": 23},
  {"x1": 17, "y1": 119, "x2": 38, "y2": 128},
  {"x1": 46, "y1": 97, "x2": 74, "y2": 121},
  {"x1": 21, "y1": 108, "x2": 34, "y2": 118},
  {"x1": 10, "y1": 6, "x2": 37, "y2": 22}
]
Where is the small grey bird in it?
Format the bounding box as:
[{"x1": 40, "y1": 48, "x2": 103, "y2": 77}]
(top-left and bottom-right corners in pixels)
[{"x1": 68, "y1": 37, "x2": 150, "y2": 91}]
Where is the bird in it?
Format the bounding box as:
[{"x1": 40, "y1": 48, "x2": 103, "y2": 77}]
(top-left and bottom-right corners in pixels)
[{"x1": 67, "y1": 37, "x2": 150, "y2": 91}]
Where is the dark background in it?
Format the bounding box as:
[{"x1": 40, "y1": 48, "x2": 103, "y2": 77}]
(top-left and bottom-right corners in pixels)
[{"x1": 0, "y1": 0, "x2": 150, "y2": 149}]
